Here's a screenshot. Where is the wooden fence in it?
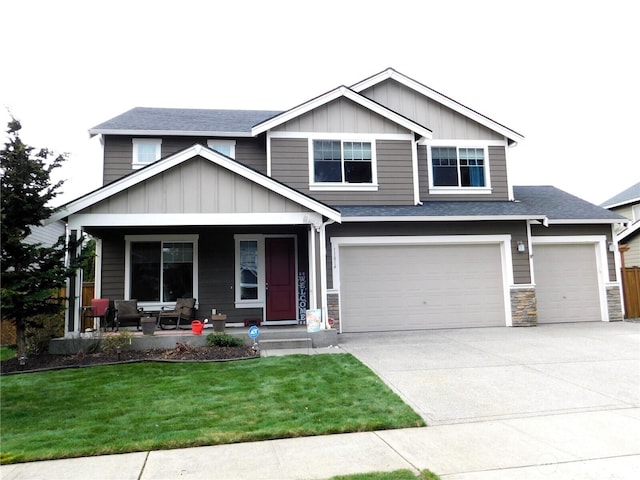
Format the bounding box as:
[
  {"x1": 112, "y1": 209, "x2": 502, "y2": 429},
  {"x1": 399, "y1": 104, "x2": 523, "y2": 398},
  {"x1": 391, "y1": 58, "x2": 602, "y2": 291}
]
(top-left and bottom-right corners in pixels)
[
  {"x1": 622, "y1": 267, "x2": 640, "y2": 319},
  {"x1": 0, "y1": 283, "x2": 96, "y2": 344}
]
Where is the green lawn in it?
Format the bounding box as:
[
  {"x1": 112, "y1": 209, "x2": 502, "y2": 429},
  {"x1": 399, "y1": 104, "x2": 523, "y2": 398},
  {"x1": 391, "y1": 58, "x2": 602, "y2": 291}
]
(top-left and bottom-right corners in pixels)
[
  {"x1": 0, "y1": 345, "x2": 16, "y2": 361},
  {"x1": 1, "y1": 354, "x2": 424, "y2": 464}
]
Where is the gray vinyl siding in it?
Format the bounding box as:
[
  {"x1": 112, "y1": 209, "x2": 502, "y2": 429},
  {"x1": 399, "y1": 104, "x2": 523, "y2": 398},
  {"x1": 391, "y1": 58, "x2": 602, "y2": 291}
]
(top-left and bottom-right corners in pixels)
[
  {"x1": 103, "y1": 136, "x2": 267, "y2": 185},
  {"x1": 270, "y1": 138, "x2": 415, "y2": 206},
  {"x1": 359, "y1": 79, "x2": 505, "y2": 141},
  {"x1": 274, "y1": 97, "x2": 408, "y2": 134},
  {"x1": 23, "y1": 221, "x2": 65, "y2": 247},
  {"x1": 99, "y1": 231, "x2": 125, "y2": 300},
  {"x1": 103, "y1": 136, "x2": 134, "y2": 185},
  {"x1": 90, "y1": 157, "x2": 306, "y2": 215},
  {"x1": 418, "y1": 145, "x2": 509, "y2": 201},
  {"x1": 325, "y1": 221, "x2": 531, "y2": 287},
  {"x1": 530, "y1": 224, "x2": 616, "y2": 281}
]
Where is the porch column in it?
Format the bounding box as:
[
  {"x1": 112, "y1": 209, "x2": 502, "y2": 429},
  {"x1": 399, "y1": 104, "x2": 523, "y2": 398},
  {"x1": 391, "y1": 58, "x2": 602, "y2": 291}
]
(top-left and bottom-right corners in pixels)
[
  {"x1": 64, "y1": 228, "x2": 84, "y2": 338},
  {"x1": 318, "y1": 219, "x2": 332, "y2": 329},
  {"x1": 308, "y1": 225, "x2": 318, "y2": 310}
]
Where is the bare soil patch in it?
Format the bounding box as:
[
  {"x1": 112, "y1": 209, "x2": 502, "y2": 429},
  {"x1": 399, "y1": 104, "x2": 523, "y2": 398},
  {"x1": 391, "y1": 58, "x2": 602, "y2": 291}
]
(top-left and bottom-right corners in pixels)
[{"x1": 1, "y1": 343, "x2": 258, "y2": 374}]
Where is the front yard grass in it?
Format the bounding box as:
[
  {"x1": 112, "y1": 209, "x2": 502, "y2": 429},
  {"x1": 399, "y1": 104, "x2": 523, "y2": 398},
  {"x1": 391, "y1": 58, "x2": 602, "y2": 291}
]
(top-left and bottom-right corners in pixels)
[
  {"x1": 0, "y1": 345, "x2": 16, "y2": 361},
  {"x1": 1, "y1": 353, "x2": 424, "y2": 464}
]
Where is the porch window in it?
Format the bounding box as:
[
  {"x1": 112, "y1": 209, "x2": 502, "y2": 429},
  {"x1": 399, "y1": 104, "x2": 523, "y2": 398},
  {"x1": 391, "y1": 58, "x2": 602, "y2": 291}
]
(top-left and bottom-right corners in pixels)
[
  {"x1": 132, "y1": 139, "x2": 162, "y2": 168},
  {"x1": 234, "y1": 235, "x2": 265, "y2": 308},
  {"x1": 239, "y1": 240, "x2": 258, "y2": 300},
  {"x1": 126, "y1": 235, "x2": 198, "y2": 305}
]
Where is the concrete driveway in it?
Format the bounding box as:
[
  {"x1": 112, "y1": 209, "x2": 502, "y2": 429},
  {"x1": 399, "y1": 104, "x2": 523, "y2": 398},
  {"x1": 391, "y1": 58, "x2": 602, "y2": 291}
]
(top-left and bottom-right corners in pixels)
[{"x1": 339, "y1": 321, "x2": 640, "y2": 426}]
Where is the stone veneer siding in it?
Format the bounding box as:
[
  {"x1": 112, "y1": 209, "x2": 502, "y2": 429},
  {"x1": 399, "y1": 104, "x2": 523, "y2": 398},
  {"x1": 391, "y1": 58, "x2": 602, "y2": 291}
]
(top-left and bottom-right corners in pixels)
[
  {"x1": 327, "y1": 293, "x2": 340, "y2": 330},
  {"x1": 511, "y1": 287, "x2": 537, "y2": 326},
  {"x1": 607, "y1": 286, "x2": 623, "y2": 322}
]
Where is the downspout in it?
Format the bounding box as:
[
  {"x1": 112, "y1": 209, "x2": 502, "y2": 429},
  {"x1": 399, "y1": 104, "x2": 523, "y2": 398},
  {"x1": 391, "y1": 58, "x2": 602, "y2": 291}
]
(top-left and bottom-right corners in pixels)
[{"x1": 319, "y1": 218, "x2": 335, "y2": 329}]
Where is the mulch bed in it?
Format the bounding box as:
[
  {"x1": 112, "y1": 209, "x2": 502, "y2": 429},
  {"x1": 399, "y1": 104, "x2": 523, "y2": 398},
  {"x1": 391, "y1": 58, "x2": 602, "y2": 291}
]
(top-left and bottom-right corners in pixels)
[{"x1": 1, "y1": 343, "x2": 259, "y2": 374}]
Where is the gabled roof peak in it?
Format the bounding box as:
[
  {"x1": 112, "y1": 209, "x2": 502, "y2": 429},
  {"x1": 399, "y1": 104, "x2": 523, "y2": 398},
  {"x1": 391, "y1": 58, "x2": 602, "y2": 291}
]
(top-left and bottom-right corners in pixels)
[{"x1": 351, "y1": 68, "x2": 524, "y2": 145}]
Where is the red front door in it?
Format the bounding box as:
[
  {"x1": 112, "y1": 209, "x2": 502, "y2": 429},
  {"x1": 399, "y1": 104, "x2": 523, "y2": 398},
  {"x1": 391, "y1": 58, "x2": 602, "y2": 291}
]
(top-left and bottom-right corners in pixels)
[{"x1": 266, "y1": 237, "x2": 296, "y2": 321}]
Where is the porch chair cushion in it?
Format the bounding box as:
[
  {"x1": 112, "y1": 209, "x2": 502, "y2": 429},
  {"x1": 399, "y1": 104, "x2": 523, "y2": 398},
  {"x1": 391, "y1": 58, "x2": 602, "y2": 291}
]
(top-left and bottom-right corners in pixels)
[
  {"x1": 159, "y1": 298, "x2": 197, "y2": 329},
  {"x1": 83, "y1": 298, "x2": 114, "y2": 331},
  {"x1": 114, "y1": 299, "x2": 143, "y2": 331}
]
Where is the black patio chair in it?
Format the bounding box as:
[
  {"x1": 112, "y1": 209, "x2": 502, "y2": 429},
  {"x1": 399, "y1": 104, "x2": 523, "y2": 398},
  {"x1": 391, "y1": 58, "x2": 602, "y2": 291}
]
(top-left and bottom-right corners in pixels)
[
  {"x1": 114, "y1": 299, "x2": 143, "y2": 331},
  {"x1": 159, "y1": 298, "x2": 197, "y2": 330}
]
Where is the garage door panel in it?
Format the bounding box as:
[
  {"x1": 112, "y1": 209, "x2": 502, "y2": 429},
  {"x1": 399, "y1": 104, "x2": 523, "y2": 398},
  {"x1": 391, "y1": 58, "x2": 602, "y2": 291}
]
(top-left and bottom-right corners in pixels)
[
  {"x1": 340, "y1": 243, "x2": 506, "y2": 332},
  {"x1": 533, "y1": 243, "x2": 601, "y2": 323}
]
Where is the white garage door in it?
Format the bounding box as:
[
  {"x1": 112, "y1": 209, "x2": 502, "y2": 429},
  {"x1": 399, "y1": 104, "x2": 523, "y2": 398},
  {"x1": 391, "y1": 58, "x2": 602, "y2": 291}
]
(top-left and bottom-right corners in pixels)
[
  {"x1": 533, "y1": 243, "x2": 602, "y2": 323},
  {"x1": 339, "y1": 243, "x2": 506, "y2": 332}
]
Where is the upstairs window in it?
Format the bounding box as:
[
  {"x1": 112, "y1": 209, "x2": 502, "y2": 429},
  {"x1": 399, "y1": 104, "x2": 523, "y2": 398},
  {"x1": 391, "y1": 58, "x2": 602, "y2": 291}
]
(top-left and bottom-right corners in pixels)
[
  {"x1": 312, "y1": 140, "x2": 374, "y2": 184},
  {"x1": 132, "y1": 139, "x2": 161, "y2": 168},
  {"x1": 431, "y1": 146, "x2": 487, "y2": 188},
  {"x1": 207, "y1": 139, "x2": 236, "y2": 159}
]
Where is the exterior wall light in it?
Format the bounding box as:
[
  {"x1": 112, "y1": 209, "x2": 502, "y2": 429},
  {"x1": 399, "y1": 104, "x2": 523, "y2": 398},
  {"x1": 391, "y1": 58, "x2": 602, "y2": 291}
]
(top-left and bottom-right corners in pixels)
[
  {"x1": 517, "y1": 241, "x2": 526, "y2": 253},
  {"x1": 608, "y1": 241, "x2": 616, "y2": 252}
]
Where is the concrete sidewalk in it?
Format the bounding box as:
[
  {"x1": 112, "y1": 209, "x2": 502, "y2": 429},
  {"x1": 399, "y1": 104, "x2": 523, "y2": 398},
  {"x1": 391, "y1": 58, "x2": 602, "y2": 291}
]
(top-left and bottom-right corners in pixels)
[{"x1": 2, "y1": 408, "x2": 639, "y2": 479}]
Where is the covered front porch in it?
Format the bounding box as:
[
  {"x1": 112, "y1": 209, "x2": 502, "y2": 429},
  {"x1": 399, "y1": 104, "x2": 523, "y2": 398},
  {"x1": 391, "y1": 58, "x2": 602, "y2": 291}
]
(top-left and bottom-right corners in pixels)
[{"x1": 47, "y1": 144, "x2": 341, "y2": 339}]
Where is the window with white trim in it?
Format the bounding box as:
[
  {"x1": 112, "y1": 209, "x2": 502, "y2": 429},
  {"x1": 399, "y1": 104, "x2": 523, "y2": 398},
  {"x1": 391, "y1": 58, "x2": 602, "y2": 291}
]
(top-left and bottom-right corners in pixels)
[
  {"x1": 207, "y1": 139, "x2": 236, "y2": 159},
  {"x1": 312, "y1": 139, "x2": 374, "y2": 185},
  {"x1": 633, "y1": 203, "x2": 640, "y2": 222},
  {"x1": 132, "y1": 139, "x2": 161, "y2": 168},
  {"x1": 429, "y1": 146, "x2": 490, "y2": 191},
  {"x1": 125, "y1": 235, "x2": 198, "y2": 304},
  {"x1": 234, "y1": 235, "x2": 265, "y2": 308}
]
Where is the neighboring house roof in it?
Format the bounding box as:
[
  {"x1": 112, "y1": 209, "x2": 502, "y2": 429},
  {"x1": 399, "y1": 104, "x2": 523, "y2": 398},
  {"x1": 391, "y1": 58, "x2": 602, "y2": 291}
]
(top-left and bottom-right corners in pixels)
[
  {"x1": 351, "y1": 68, "x2": 524, "y2": 145},
  {"x1": 88, "y1": 108, "x2": 282, "y2": 137},
  {"x1": 251, "y1": 85, "x2": 433, "y2": 140},
  {"x1": 600, "y1": 181, "x2": 640, "y2": 209},
  {"x1": 337, "y1": 186, "x2": 627, "y2": 224},
  {"x1": 48, "y1": 144, "x2": 341, "y2": 224}
]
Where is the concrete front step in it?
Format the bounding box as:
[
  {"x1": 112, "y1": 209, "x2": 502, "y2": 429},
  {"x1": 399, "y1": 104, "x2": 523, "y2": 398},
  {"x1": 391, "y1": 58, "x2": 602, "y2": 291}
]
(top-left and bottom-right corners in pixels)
[{"x1": 258, "y1": 337, "x2": 313, "y2": 350}]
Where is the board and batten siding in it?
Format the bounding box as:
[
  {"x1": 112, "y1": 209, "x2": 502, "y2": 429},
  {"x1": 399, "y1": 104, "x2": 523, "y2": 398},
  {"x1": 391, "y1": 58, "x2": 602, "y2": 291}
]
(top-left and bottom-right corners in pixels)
[
  {"x1": 270, "y1": 138, "x2": 415, "y2": 206},
  {"x1": 273, "y1": 97, "x2": 408, "y2": 134},
  {"x1": 102, "y1": 136, "x2": 268, "y2": 185},
  {"x1": 90, "y1": 156, "x2": 307, "y2": 215},
  {"x1": 418, "y1": 145, "x2": 509, "y2": 201},
  {"x1": 325, "y1": 221, "x2": 531, "y2": 288},
  {"x1": 359, "y1": 79, "x2": 505, "y2": 141}
]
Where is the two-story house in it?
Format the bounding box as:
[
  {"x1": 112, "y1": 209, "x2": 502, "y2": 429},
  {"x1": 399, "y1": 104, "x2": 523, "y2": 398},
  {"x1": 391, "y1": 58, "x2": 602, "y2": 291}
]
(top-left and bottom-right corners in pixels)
[{"x1": 51, "y1": 68, "x2": 626, "y2": 336}]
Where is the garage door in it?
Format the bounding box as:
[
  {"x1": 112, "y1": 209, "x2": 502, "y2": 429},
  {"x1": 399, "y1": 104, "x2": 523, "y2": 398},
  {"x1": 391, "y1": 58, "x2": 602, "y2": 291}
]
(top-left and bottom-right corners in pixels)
[
  {"x1": 533, "y1": 243, "x2": 602, "y2": 323},
  {"x1": 339, "y1": 243, "x2": 506, "y2": 332}
]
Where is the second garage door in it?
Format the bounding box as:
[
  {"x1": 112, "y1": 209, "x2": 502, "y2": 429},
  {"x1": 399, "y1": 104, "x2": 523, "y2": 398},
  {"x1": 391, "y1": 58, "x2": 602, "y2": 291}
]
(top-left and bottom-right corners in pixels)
[
  {"x1": 533, "y1": 243, "x2": 602, "y2": 323},
  {"x1": 339, "y1": 243, "x2": 507, "y2": 332}
]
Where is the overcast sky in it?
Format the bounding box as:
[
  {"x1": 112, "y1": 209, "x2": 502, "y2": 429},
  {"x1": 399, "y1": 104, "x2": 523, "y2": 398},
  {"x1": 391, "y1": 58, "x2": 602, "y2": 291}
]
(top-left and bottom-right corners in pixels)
[{"x1": 1, "y1": 0, "x2": 638, "y2": 207}]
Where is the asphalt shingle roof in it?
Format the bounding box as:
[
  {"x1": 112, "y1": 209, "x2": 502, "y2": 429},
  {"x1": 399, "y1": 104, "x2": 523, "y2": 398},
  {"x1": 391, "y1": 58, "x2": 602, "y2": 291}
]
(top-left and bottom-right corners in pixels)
[
  {"x1": 337, "y1": 186, "x2": 627, "y2": 222},
  {"x1": 600, "y1": 181, "x2": 640, "y2": 208},
  {"x1": 89, "y1": 107, "x2": 283, "y2": 135}
]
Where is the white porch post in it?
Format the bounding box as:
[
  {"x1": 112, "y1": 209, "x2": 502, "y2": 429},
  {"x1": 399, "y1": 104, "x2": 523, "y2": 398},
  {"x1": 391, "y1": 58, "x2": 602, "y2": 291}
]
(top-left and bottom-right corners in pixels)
[
  {"x1": 308, "y1": 225, "x2": 318, "y2": 310},
  {"x1": 319, "y1": 220, "x2": 329, "y2": 329},
  {"x1": 64, "y1": 228, "x2": 84, "y2": 338}
]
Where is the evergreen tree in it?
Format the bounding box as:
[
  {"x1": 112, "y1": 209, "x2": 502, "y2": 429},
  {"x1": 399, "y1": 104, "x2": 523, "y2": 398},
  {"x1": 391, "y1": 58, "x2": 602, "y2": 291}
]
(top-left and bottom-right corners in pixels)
[{"x1": 0, "y1": 118, "x2": 79, "y2": 357}]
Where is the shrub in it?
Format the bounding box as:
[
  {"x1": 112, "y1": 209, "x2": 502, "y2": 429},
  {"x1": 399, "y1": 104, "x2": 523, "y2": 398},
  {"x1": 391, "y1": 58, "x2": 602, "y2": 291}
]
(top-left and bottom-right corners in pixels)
[
  {"x1": 101, "y1": 331, "x2": 133, "y2": 352},
  {"x1": 25, "y1": 313, "x2": 65, "y2": 356},
  {"x1": 206, "y1": 332, "x2": 244, "y2": 348}
]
